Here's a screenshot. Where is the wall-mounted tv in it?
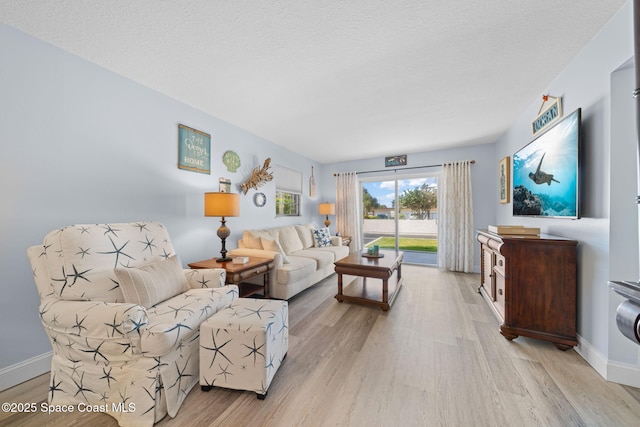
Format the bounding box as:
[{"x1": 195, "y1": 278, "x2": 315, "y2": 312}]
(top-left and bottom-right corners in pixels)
[{"x1": 512, "y1": 108, "x2": 581, "y2": 219}]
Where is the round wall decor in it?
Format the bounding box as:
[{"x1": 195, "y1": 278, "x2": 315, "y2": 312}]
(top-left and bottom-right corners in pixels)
[
  {"x1": 254, "y1": 192, "x2": 266, "y2": 207},
  {"x1": 222, "y1": 151, "x2": 241, "y2": 172}
]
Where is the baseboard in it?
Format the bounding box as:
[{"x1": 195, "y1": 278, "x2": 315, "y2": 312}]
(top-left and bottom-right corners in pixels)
[
  {"x1": 576, "y1": 334, "x2": 640, "y2": 388},
  {"x1": 575, "y1": 334, "x2": 609, "y2": 377},
  {"x1": 606, "y1": 359, "x2": 640, "y2": 387},
  {"x1": 0, "y1": 352, "x2": 51, "y2": 392}
]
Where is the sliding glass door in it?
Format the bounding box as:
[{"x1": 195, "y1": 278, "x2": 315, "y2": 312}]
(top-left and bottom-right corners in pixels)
[
  {"x1": 362, "y1": 179, "x2": 398, "y2": 251},
  {"x1": 361, "y1": 174, "x2": 438, "y2": 265}
]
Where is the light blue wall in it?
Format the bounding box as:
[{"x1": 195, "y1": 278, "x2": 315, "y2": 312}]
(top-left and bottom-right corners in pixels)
[
  {"x1": 0, "y1": 22, "x2": 324, "y2": 377},
  {"x1": 495, "y1": 1, "x2": 639, "y2": 385}
]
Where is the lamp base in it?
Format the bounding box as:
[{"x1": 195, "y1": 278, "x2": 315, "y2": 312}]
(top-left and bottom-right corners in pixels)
[{"x1": 216, "y1": 218, "x2": 231, "y2": 263}]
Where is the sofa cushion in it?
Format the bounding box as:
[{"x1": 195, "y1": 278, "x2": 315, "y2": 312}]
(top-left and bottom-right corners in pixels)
[
  {"x1": 278, "y1": 226, "x2": 304, "y2": 254},
  {"x1": 295, "y1": 224, "x2": 315, "y2": 249},
  {"x1": 306, "y1": 245, "x2": 349, "y2": 262},
  {"x1": 313, "y1": 227, "x2": 333, "y2": 248},
  {"x1": 293, "y1": 249, "x2": 335, "y2": 269},
  {"x1": 275, "y1": 256, "x2": 316, "y2": 285},
  {"x1": 116, "y1": 255, "x2": 189, "y2": 308},
  {"x1": 261, "y1": 237, "x2": 290, "y2": 264}
]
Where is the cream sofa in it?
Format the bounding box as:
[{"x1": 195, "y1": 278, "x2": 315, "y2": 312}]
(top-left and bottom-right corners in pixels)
[
  {"x1": 27, "y1": 222, "x2": 237, "y2": 427},
  {"x1": 228, "y1": 224, "x2": 349, "y2": 300}
]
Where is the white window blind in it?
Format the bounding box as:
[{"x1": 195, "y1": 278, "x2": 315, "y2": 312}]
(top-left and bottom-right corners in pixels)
[{"x1": 274, "y1": 165, "x2": 302, "y2": 193}]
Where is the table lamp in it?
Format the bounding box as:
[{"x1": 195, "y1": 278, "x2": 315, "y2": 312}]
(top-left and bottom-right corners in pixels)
[
  {"x1": 204, "y1": 192, "x2": 240, "y2": 262},
  {"x1": 319, "y1": 202, "x2": 335, "y2": 228}
]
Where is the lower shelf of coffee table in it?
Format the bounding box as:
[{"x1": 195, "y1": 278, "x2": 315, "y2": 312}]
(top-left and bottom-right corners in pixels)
[{"x1": 337, "y1": 275, "x2": 403, "y2": 310}]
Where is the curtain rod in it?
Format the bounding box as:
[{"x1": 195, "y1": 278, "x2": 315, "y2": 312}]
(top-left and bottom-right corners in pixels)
[{"x1": 333, "y1": 159, "x2": 475, "y2": 176}]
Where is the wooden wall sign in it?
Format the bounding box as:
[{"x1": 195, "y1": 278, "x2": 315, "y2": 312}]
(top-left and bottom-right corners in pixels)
[
  {"x1": 178, "y1": 124, "x2": 211, "y2": 174},
  {"x1": 532, "y1": 95, "x2": 562, "y2": 135}
]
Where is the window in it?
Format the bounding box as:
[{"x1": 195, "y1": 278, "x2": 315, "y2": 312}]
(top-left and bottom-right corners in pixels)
[
  {"x1": 274, "y1": 165, "x2": 302, "y2": 217},
  {"x1": 275, "y1": 191, "x2": 300, "y2": 216}
]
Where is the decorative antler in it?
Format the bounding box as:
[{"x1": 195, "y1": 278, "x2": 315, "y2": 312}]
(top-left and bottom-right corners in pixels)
[{"x1": 240, "y1": 158, "x2": 273, "y2": 194}]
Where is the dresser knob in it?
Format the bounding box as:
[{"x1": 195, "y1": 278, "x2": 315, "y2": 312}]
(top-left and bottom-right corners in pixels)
[{"x1": 498, "y1": 289, "x2": 503, "y2": 296}]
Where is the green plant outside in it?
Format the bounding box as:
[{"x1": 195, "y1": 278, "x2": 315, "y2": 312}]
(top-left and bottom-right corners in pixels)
[{"x1": 365, "y1": 237, "x2": 437, "y2": 252}]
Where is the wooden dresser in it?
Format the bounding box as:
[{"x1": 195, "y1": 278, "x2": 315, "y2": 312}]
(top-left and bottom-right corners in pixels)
[{"x1": 476, "y1": 229, "x2": 578, "y2": 350}]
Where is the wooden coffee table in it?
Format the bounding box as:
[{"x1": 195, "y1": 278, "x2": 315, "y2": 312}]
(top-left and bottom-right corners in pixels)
[
  {"x1": 188, "y1": 257, "x2": 274, "y2": 298},
  {"x1": 334, "y1": 250, "x2": 403, "y2": 311}
]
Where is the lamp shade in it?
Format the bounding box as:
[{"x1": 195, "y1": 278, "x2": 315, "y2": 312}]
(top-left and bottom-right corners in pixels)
[
  {"x1": 204, "y1": 192, "x2": 240, "y2": 217},
  {"x1": 319, "y1": 202, "x2": 335, "y2": 216}
]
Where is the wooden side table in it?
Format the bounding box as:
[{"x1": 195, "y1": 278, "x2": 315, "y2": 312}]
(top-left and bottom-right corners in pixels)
[{"x1": 188, "y1": 257, "x2": 274, "y2": 298}]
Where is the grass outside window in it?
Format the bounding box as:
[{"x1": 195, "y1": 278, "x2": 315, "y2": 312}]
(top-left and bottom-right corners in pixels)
[{"x1": 365, "y1": 237, "x2": 437, "y2": 252}]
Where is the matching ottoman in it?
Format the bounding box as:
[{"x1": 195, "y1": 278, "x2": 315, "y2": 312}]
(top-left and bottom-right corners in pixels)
[{"x1": 199, "y1": 298, "x2": 288, "y2": 399}]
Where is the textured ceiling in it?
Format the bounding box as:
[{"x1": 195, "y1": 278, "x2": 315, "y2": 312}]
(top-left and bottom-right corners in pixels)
[{"x1": 0, "y1": 0, "x2": 628, "y2": 163}]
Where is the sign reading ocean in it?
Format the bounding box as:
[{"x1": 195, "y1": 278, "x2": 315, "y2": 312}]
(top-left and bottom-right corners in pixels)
[{"x1": 532, "y1": 97, "x2": 562, "y2": 135}]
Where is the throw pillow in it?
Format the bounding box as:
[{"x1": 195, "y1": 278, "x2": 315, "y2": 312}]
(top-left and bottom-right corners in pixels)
[
  {"x1": 242, "y1": 230, "x2": 263, "y2": 249},
  {"x1": 243, "y1": 229, "x2": 279, "y2": 249},
  {"x1": 260, "y1": 238, "x2": 290, "y2": 264},
  {"x1": 313, "y1": 227, "x2": 333, "y2": 248},
  {"x1": 115, "y1": 255, "x2": 190, "y2": 308}
]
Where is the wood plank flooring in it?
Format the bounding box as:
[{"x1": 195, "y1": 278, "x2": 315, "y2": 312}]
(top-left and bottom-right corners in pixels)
[{"x1": 1, "y1": 265, "x2": 639, "y2": 426}]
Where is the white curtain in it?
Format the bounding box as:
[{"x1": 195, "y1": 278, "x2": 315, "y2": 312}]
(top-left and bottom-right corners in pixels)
[
  {"x1": 438, "y1": 161, "x2": 474, "y2": 272},
  {"x1": 336, "y1": 172, "x2": 362, "y2": 252}
]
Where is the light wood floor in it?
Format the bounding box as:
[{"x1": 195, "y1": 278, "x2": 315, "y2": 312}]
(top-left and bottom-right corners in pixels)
[{"x1": 2, "y1": 265, "x2": 640, "y2": 426}]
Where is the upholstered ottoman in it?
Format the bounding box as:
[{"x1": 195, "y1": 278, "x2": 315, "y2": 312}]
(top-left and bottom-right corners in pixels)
[{"x1": 199, "y1": 298, "x2": 288, "y2": 399}]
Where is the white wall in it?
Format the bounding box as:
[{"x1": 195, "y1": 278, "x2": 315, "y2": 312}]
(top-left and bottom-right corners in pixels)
[
  {"x1": 0, "y1": 22, "x2": 325, "y2": 389},
  {"x1": 495, "y1": 1, "x2": 640, "y2": 386}
]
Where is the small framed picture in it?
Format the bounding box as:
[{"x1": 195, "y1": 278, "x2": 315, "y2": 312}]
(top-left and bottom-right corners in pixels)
[
  {"x1": 499, "y1": 156, "x2": 510, "y2": 204},
  {"x1": 219, "y1": 178, "x2": 231, "y2": 193},
  {"x1": 385, "y1": 155, "x2": 407, "y2": 167}
]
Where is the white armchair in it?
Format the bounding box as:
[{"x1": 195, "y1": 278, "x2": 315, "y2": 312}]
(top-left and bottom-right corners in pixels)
[{"x1": 27, "y1": 222, "x2": 238, "y2": 427}]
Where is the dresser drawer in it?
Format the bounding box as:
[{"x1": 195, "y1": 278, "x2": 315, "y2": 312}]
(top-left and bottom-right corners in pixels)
[
  {"x1": 494, "y1": 272, "x2": 505, "y2": 319},
  {"x1": 482, "y1": 246, "x2": 495, "y2": 300},
  {"x1": 494, "y1": 254, "x2": 506, "y2": 276}
]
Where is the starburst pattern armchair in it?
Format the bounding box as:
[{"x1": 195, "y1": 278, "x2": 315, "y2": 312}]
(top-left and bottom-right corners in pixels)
[{"x1": 27, "y1": 222, "x2": 238, "y2": 427}]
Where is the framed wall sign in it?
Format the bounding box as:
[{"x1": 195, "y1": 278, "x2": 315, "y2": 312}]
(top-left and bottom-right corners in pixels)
[
  {"x1": 532, "y1": 95, "x2": 563, "y2": 135},
  {"x1": 499, "y1": 156, "x2": 510, "y2": 204},
  {"x1": 385, "y1": 154, "x2": 407, "y2": 167},
  {"x1": 178, "y1": 124, "x2": 211, "y2": 174}
]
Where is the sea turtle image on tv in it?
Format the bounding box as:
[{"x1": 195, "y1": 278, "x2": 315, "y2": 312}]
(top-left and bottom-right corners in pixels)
[{"x1": 512, "y1": 109, "x2": 580, "y2": 218}]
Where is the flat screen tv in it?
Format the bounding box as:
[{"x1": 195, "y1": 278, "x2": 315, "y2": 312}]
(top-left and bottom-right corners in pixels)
[{"x1": 512, "y1": 108, "x2": 581, "y2": 218}]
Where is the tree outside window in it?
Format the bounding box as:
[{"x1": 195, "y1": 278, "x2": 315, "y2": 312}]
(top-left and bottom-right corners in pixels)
[
  {"x1": 276, "y1": 191, "x2": 300, "y2": 216},
  {"x1": 398, "y1": 184, "x2": 437, "y2": 219}
]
